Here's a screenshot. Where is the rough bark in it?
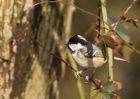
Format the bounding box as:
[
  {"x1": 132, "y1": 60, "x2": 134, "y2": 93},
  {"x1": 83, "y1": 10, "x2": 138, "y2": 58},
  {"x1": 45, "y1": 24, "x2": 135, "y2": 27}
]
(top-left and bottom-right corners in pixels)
[{"x1": 0, "y1": 0, "x2": 74, "y2": 99}]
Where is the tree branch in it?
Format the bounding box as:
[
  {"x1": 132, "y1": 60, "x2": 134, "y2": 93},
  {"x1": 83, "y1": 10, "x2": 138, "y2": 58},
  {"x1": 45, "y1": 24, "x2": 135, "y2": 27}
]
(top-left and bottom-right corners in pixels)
[{"x1": 100, "y1": 0, "x2": 114, "y2": 81}]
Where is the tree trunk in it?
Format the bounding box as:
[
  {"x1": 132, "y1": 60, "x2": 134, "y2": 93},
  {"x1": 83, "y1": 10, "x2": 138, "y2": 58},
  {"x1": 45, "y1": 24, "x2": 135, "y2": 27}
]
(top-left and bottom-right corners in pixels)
[{"x1": 0, "y1": 0, "x2": 74, "y2": 99}]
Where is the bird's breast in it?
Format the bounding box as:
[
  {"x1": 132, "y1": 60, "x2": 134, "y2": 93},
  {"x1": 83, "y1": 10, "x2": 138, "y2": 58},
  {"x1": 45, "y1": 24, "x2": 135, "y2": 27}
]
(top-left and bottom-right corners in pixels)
[{"x1": 72, "y1": 53, "x2": 106, "y2": 68}]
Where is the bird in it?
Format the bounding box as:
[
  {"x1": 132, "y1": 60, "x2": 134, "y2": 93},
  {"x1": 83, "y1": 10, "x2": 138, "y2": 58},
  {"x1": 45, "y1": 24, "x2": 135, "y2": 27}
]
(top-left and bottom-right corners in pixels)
[{"x1": 67, "y1": 34, "x2": 126, "y2": 80}]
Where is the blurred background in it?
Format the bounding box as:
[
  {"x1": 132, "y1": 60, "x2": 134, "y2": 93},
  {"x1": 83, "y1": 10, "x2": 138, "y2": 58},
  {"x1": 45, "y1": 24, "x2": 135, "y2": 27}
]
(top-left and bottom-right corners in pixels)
[
  {"x1": 60, "y1": 0, "x2": 140, "y2": 99},
  {"x1": 0, "y1": 0, "x2": 140, "y2": 99}
]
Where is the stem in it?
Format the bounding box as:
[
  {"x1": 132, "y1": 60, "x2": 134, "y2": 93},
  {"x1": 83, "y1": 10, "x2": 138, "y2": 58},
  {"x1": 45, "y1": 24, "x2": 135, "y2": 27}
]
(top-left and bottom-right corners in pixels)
[
  {"x1": 100, "y1": 0, "x2": 114, "y2": 81},
  {"x1": 67, "y1": 50, "x2": 86, "y2": 99}
]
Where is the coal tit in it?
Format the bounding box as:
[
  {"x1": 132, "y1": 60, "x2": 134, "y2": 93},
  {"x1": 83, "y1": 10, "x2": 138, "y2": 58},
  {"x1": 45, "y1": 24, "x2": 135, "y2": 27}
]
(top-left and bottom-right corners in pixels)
[
  {"x1": 67, "y1": 35, "x2": 126, "y2": 78},
  {"x1": 67, "y1": 35, "x2": 107, "y2": 68}
]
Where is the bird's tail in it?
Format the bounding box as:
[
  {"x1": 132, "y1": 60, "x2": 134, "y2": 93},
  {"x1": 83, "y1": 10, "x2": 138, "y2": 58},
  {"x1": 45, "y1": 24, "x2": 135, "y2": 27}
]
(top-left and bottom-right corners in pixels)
[{"x1": 114, "y1": 57, "x2": 127, "y2": 62}]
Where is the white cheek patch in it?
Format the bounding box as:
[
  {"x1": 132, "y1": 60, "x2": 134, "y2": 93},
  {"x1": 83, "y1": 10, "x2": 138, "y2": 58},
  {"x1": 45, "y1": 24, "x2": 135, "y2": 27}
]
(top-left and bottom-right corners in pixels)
[
  {"x1": 68, "y1": 44, "x2": 77, "y2": 52},
  {"x1": 77, "y1": 43, "x2": 83, "y2": 49},
  {"x1": 69, "y1": 43, "x2": 87, "y2": 54}
]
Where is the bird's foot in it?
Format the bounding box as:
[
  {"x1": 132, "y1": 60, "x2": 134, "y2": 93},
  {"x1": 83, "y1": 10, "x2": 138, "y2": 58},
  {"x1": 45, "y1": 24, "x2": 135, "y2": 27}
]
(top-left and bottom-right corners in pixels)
[
  {"x1": 75, "y1": 70, "x2": 83, "y2": 79},
  {"x1": 84, "y1": 75, "x2": 90, "y2": 83}
]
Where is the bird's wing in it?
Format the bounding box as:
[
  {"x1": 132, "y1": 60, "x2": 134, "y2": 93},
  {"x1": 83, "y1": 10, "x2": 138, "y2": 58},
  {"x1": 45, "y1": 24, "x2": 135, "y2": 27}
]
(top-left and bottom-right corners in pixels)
[{"x1": 84, "y1": 42, "x2": 104, "y2": 58}]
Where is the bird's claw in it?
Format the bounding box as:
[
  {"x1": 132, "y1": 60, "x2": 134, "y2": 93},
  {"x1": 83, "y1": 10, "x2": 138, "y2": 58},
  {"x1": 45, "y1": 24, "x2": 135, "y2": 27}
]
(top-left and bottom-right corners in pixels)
[
  {"x1": 83, "y1": 75, "x2": 90, "y2": 83},
  {"x1": 85, "y1": 75, "x2": 90, "y2": 81},
  {"x1": 75, "y1": 70, "x2": 83, "y2": 79}
]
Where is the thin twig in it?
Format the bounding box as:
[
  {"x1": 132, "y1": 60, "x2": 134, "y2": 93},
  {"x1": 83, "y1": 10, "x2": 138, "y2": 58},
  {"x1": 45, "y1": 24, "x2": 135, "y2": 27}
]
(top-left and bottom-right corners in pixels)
[
  {"x1": 33, "y1": 0, "x2": 112, "y2": 30},
  {"x1": 67, "y1": 51, "x2": 86, "y2": 99},
  {"x1": 114, "y1": 0, "x2": 138, "y2": 29},
  {"x1": 103, "y1": 27, "x2": 140, "y2": 55},
  {"x1": 112, "y1": 30, "x2": 140, "y2": 55},
  {"x1": 123, "y1": 0, "x2": 138, "y2": 16},
  {"x1": 37, "y1": 41, "x2": 76, "y2": 72},
  {"x1": 100, "y1": 0, "x2": 114, "y2": 81}
]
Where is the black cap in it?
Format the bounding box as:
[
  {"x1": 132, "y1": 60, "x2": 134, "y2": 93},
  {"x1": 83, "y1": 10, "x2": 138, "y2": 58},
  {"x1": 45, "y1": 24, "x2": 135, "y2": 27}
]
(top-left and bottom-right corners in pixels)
[{"x1": 67, "y1": 35, "x2": 88, "y2": 45}]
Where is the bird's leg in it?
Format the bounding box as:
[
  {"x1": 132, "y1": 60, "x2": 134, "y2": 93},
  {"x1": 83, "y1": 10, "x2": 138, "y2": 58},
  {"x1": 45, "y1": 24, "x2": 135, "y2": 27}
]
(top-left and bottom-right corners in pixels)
[
  {"x1": 76, "y1": 69, "x2": 101, "y2": 89},
  {"x1": 84, "y1": 68, "x2": 96, "y2": 82},
  {"x1": 85, "y1": 69, "x2": 102, "y2": 89}
]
